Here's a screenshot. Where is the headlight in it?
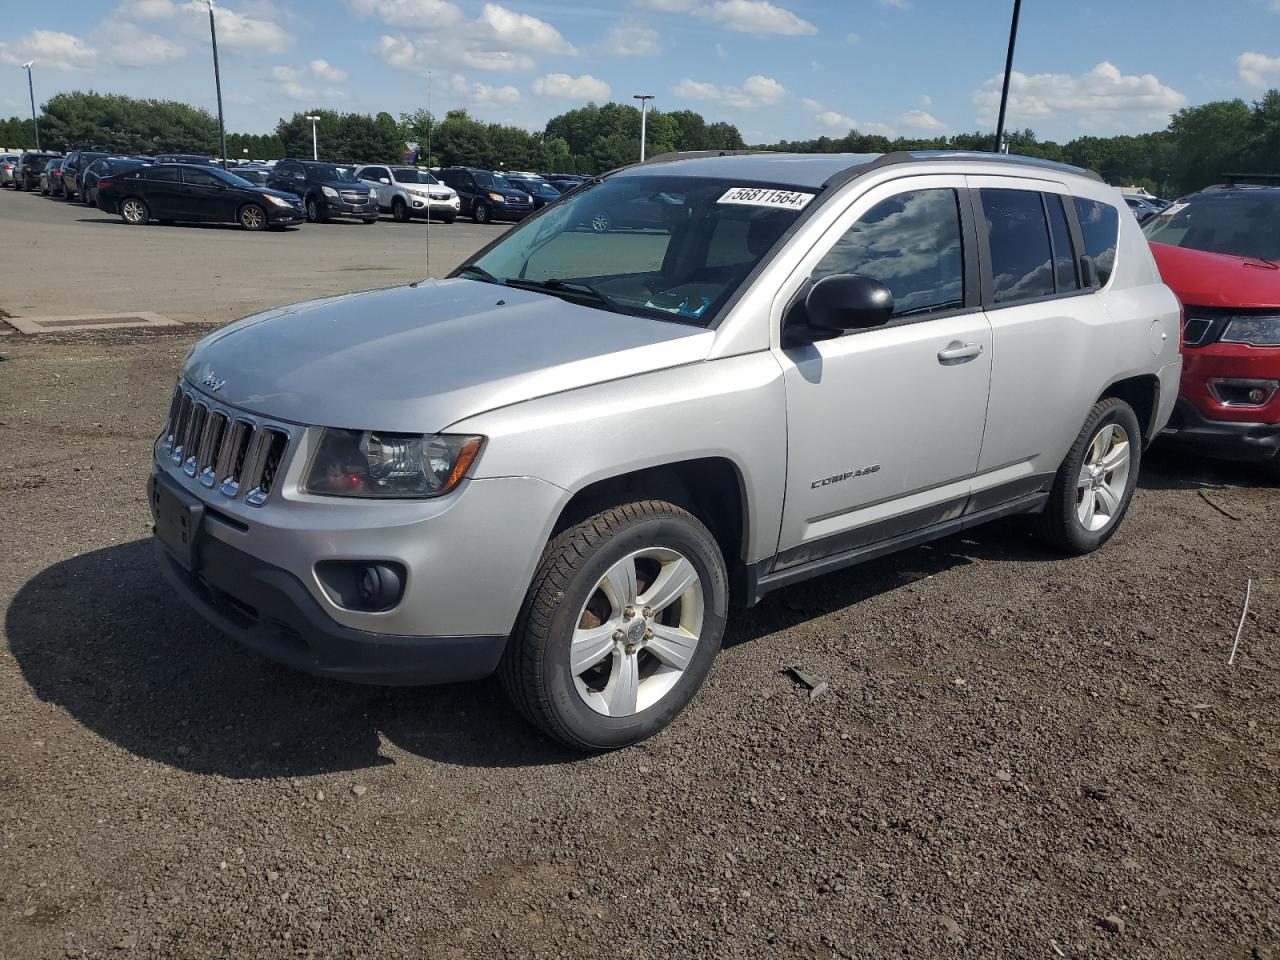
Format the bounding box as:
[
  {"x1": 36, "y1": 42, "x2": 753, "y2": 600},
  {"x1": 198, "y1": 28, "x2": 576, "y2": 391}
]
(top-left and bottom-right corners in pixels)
[
  {"x1": 321, "y1": 185, "x2": 339, "y2": 199},
  {"x1": 368, "y1": 189, "x2": 377, "y2": 201},
  {"x1": 264, "y1": 193, "x2": 292, "y2": 208},
  {"x1": 1221, "y1": 316, "x2": 1280, "y2": 346},
  {"x1": 303, "y1": 429, "x2": 484, "y2": 499},
  {"x1": 487, "y1": 192, "x2": 506, "y2": 203}
]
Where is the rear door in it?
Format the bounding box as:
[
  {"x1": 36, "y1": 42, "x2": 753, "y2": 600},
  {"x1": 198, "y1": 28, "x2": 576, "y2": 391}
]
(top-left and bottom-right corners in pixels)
[
  {"x1": 773, "y1": 175, "x2": 993, "y2": 567},
  {"x1": 142, "y1": 165, "x2": 183, "y2": 218}
]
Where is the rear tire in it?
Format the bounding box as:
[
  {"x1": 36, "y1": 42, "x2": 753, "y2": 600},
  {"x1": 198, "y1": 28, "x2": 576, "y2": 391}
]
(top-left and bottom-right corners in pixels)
[
  {"x1": 238, "y1": 203, "x2": 267, "y2": 231},
  {"x1": 361, "y1": 218, "x2": 377, "y2": 225},
  {"x1": 472, "y1": 201, "x2": 490, "y2": 224},
  {"x1": 120, "y1": 197, "x2": 150, "y2": 225},
  {"x1": 499, "y1": 500, "x2": 728, "y2": 751},
  {"x1": 1029, "y1": 397, "x2": 1141, "y2": 554}
]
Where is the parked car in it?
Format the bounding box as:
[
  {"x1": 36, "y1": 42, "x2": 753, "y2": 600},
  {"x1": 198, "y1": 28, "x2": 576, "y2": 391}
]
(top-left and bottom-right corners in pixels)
[
  {"x1": 148, "y1": 151, "x2": 1180, "y2": 749},
  {"x1": 155, "y1": 154, "x2": 214, "y2": 166},
  {"x1": 98, "y1": 162, "x2": 305, "y2": 230},
  {"x1": 266, "y1": 159, "x2": 378, "y2": 224},
  {"x1": 505, "y1": 175, "x2": 562, "y2": 210},
  {"x1": 60, "y1": 150, "x2": 109, "y2": 201},
  {"x1": 81, "y1": 157, "x2": 146, "y2": 207},
  {"x1": 1123, "y1": 194, "x2": 1164, "y2": 223},
  {"x1": 542, "y1": 173, "x2": 590, "y2": 190},
  {"x1": 232, "y1": 164, "x2": 272, "y2": 186},
  {"x1": 434, "y1": 166, "x2": 534, "y2": 224},
  {"x1": 1144, "y1": 183, "x2": 1280, "y2": 477},
  {"x1": 355, "y1": 164, "x2": 459, "y2": 223},
  {"x1": 40, "y1": 158, "x2": 64, "y2": 196},
  {"x1": 12, "y1": 151, "x2": 61, "y2": 191},
  {"x1": 0, "y1": 153, "x2": 19, "y2": 187}
]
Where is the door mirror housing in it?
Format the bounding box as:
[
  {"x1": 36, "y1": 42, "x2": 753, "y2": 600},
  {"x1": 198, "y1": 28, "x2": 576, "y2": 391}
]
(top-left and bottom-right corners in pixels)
[
  {"x1": 807, "y1": 274, "x2": 895, "y2": 333},
  {"x1": 379, "y1": 177, "x2": 390, "y2": 185}
]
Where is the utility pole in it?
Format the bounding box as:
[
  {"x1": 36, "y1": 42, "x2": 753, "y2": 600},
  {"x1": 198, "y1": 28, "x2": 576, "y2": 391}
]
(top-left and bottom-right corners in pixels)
[
  {"x1": 206, "y1": 1, "x2": 228, "y2": 167},
  {"x1": 993, "y1": 0, "x2": 1022, "y2": 154},
  {"x1": 306, "y1": 116, "x2": 321, "y2": 160},
  {"x1": 633, "y1": 94, "x2": 654, "y2": 162},
  {"x1": 21, "y1": 62, "x2": 39, "y2": 149}
]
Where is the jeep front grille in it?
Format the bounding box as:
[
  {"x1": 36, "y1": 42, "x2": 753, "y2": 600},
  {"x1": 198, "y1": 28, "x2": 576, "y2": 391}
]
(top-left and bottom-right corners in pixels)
[{"x1": 161, "y1": 384, "x2": 292, "y2": 507}]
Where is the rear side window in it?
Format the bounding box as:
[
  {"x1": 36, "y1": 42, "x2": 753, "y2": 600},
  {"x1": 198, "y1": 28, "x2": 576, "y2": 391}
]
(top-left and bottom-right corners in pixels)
[
  {"x1": 146, "y1": 167, "x2": 180, "y2": 182},
  {"x1": 1045, "y1": 194, "x2": 1080, "y2": 293},
  {"x1": 813, "y1": 188, "x2": 965, "y2": 317},
  {"x1": 981, "y1": 188, "x2": 1054, "y2": 303},
  {"x1": 1072, "y1": 197, "x2": 1119, "y2": 287}
]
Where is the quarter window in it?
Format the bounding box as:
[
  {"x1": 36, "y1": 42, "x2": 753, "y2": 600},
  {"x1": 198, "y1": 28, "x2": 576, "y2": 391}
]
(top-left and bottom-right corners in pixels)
[
  {"x1": 813, "y1": 188, "x2": 965, "y2": 317},
  {"x1": 981, "y1": 188, "x2": 1055, "y2": 303},
  {"x1": 1071, "y1": 197, "x2": 1120, "y2": 287},
  {"x1": 1045, "y1": 194, "x2": 1080, "y2": 293}
]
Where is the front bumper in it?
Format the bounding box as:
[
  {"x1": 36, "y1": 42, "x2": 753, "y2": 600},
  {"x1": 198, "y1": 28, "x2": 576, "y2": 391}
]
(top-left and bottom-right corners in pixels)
[
  {"x1": 319, "y1": 196, "x2": 378, "y2": 219},
  {"x1": 1160, "y1": 397, "x2": 1280, "y2": 462}
]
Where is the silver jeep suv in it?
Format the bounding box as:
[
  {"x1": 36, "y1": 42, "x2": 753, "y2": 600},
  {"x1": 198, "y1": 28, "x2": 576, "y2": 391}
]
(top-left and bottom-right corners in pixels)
[{"x1": 150, "y1": 150, "x2": 1182, "y2": 749}]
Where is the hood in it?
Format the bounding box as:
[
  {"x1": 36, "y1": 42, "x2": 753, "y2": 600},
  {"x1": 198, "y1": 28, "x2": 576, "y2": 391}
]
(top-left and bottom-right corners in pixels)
[
  {"x1": 259, "y1": 185, "x2": 303, "y2": 203},
  {"x1": 183, "y1": 278, "x2": 713, "y2": 432},
  {"x1": 318, "y1": 179, "x2": 367, "y2": 192},
  {"x1": 1150, "y1": 242, "x2": 1280, "y2": 310}
]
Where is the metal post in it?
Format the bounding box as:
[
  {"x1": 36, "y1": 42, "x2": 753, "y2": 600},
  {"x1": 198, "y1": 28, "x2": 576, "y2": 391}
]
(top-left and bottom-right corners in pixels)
[
  {"x1": 206, "y1": 1, "x2": 228, "y2": 168},
  {"x1": 22, "y1": 62, "x2": 39, "y2": 150},
  {"x1": 993, "y1": 0, "x2": 1022, "y2": 154},
  {"x1": 306, "y1": 116, "x2": 320, "y2": 160},
  {"x1": 633, "y1": 94, "x2": 654, "y2": 162}
]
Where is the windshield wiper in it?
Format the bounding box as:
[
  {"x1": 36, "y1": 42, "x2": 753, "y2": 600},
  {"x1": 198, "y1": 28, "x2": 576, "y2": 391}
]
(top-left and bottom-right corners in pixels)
[
  {"x1": 457, "y1": 264, "x2": 505, "y2": 285},
  {"x1": 505, "y1": 277, "x2": 621, "y2": 312}
]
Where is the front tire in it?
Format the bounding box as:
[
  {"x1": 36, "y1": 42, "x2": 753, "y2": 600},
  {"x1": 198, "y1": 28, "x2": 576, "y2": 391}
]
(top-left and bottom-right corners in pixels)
[
  {"x1": 500, "y1": 500, "x2": 728, "y2": 751},
  {"x1": 1030, "y1": 397, "x2": 1141, "y2": 554},
  {"x1": 472, "y1": 201, "x2": 490, "y2": 224},
  {"x1": 442, "y1": 213, "x2": 456, "y2": 224},
  {"x1": 391, "y1": 198, "x2": 409, "y2": 222},
  {"x1": 119, "y1": 197, "x2": 150, "y2": 225},
  {"x1": 306, "y1": 197, "x2": 327, "y2": 223},
  {"x1": 238, "y1": 203, "x2": 267, "y2": 231}
]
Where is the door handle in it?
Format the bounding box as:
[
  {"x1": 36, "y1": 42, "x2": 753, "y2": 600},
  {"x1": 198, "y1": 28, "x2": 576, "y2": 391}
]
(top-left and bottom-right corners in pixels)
[{"x1": 937, "y1": 341, "x2": 983, "y2": 364}]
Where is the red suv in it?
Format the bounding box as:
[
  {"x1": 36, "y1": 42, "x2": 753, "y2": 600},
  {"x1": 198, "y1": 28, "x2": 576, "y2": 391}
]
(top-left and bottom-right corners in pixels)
[{"x1": 1145, "y1": 182, "x2": 1280, "y2": 478}]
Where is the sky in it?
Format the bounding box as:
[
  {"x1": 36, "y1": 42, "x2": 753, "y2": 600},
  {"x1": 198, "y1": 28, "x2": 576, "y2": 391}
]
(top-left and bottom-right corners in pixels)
[{"x1": 1, "y1": 0, "x2": 1278, "y2": 143}]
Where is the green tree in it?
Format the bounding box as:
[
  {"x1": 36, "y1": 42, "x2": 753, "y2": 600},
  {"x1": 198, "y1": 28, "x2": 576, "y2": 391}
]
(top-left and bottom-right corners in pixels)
[
  {"x1": 1167, "y1": 98, "x2": 1254, "y2": 193},
  {"x1": 35, "y1": 90, "x2": 219, "y2": 154},
  {"x1": 275, "y1": 109, "x2": 401, "y2": 163}
]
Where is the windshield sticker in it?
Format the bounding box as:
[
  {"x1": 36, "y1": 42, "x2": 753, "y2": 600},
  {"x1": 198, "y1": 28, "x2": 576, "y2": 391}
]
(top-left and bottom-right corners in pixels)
[{"x1": 717, "y1": 187, "x2": 814, "y2": 210}]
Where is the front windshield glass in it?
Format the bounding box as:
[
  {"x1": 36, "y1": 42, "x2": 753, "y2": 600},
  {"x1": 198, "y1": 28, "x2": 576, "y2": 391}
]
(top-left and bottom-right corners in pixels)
[
  {"x1": 237, "y1": 168, "x2": 268, "y2": 185},
  {"x1": 210, "y1": 167, "x2": 254, "y2": 189},
  {"x1": 1143, "y1": 192, "x2": 1280, "y2": 260},
  {"x1": 474, "y1": 171, "x2": 512, "y2": 189},
  {"x1": 307, "y1": 163, "x2": 360, "y2": 183},
  {"x1": 392, "y1": 168, "x2": 438, "y2": 184},
  {"x1": 465, "y1": 175, "x2": 814, "y2": 327}
]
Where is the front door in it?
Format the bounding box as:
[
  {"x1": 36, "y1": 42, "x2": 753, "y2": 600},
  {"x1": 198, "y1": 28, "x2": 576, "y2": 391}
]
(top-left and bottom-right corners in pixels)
[
  {"x1": 773, "y1": 176, "x2": 992, "y2": 568},
  {"x1": 179, "y1": 166, "x2": 229, "y2": 221}
]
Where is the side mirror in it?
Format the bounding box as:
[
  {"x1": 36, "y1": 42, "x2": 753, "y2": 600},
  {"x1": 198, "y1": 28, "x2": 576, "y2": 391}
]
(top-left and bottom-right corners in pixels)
[
  {"x1": 379, "y1": 177, "x2": 390, "y2": 185},
  {"x1": 807, "y1": 274, "x2": 894, "y2": 332}
]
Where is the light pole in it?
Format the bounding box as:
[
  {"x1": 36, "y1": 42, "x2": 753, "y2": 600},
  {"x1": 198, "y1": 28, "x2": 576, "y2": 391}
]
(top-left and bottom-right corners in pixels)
[
  {"x1": 633, "y1": 94, "x2": 654, "y2": 162},
  {"x1": 993, "y1": 0, "x2": 1022, "y2": 154},
  {"x1": 21, "y1": 61, "x2": 39, "y2": 150},
  {"x1": 205, "y1": 1, "x2": 228, "y2": 168},
  {"x1": 306, "y1": 116, "x2": 321, "y2": 160}
]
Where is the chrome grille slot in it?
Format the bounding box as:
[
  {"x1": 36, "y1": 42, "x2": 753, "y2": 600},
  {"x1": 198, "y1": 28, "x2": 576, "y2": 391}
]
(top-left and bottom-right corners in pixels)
[
  {"x1": 182, "y1": 403, "x2": 208, "y2": 477},
  {"x1": 219, "y1": 420, "x2": 255, "y2": 499},
  {"x1": 244, "y1": 429, "x2": 289, "y2": 506},
  {"x1": 197, "y1": 412, "x2": 228, "y2": 488},
  {"x1": 170, "y1": 392, "x2": 194, "y2": 465},
  {"x1": 162, "y1": 385, "x2": 183, "y2": 454}
]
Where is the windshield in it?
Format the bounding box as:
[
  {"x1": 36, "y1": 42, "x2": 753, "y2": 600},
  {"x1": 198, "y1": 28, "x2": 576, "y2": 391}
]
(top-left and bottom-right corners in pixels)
[
  {"x1": 474, "y1": 171, "x2": 512, "y2": 189},
  {"x1": 392, "y1": 168, "x2": 438, "y2": 184},
  {"x1": 463, "y1": 174, "x2": 814, "y2": 327},
  {"x1": 1143, "y1": 192, "x2": 1280, "y2": 261},
  {"x1": 208, "y1": 167, "x2": 255, "y2": 189},
  {"x1": 236, "y1": 168, "x2": 268, "y2": 185},
  {"x1": 518, "y1": 180, "x2": 559, "y2": 197},
  {"x1": 307, "y1": 164, "x2": 360, "y2": 183}
]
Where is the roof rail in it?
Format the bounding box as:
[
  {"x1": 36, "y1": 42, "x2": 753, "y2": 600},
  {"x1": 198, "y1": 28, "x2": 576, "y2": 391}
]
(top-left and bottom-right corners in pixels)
[
  {"x1": 828, "y1": 150, "x2": 1103, "y2": 187},
  {"x1": 641, "y1": 149, "x2": 773, "y2": 166}
]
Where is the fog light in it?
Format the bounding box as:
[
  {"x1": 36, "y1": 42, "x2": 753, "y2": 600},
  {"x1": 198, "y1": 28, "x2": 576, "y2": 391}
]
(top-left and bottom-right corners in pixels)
[
  {"x1": 1248, "y1": 387, "x2": 1267, "y2": 404},
  {"x1": 315, "y1": 559, "x2": 406, "y2": 612},
  {"x1": 358, "y1": 564, "x2": 403, "y2": 610}
]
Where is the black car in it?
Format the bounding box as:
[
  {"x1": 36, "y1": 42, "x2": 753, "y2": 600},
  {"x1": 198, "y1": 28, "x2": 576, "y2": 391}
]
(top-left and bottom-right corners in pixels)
[
  {"x1": 40, "y1": 158, "x2": 65, "y2": 196},
  {"x1": 81, "y1": 157, "x2": 145, "y2": 207},
  {"x1": 266, "y1": 159, "x2": 379, "y2": 224},
  {"x1": 12, "y1": 151, "x2": 61, "y2": 191},
  {"x1": 435, "y1": 167, "x2": 534, "y2": 224},
  {"x1": 61, "y1": 150, "x2": 110, "y2": 201},
  {"x1": 542, "y1": 173, "x2": 591, "y2": 191},
  {"x1": 155, "y1": 154, "x2": 215, "y2": 165},
  {"x1": 505, "y1": 175, "x2": 562, "y2": 210},
  {"x1": 233, "y1": 165, "x2": 271, "y2": 186},
  {"x1": 97, "y1": 163, "x2": 305, "y2": 230}
]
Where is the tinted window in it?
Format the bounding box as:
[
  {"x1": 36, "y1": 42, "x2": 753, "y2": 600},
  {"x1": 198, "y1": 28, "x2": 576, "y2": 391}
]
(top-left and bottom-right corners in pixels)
[
  {"x1": 1045, "y1": 194, "x2": 1080, "y2": 293},
  {"x1": 146, "y1": 166, "x2": 181, "y2": 182},
  {"x1": 982, "y1": 188, "x2": 1054, "y2": 303},
  {"x1": 183, "y1": 168, "x2": 220, "y2": 187},
  {"x1": 304, "y1": 163, "x2": 358, "y2": 183},
  {"x1": 813, "y1": 188, "x2": 965, "y2": 316},
  {"x1": 1072, "y1": 197, "x2": 1120, "y2": 286},
  {"x1": 1142, "y1": 192, "x2": 1280, "y2": 262}
]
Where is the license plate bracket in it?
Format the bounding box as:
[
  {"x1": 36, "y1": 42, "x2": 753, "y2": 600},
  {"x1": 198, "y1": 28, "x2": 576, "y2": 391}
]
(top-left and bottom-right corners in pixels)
[{"x1": 150, "y1": 472, "x2": 205, "y2": 572}]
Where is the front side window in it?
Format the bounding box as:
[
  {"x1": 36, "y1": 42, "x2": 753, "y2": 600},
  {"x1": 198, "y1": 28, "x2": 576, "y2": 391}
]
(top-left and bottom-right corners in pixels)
[
  {"x1": 1142, "y1": 192, "x2": 1280, "y2": 262},
  {"x1": 183, "y1": 168, "x2": 220, "y2": 187},
  {"x1": 813, "y1": 188, "x2": 965, "y2": 317},
  {"x1": 982, "y1": 188, "x2": 1055, "y2": 303},
  {"x1": 1072, "y1": 197, "x2": 1120, "y2": 286},
  {"x1": 466, "y1": 175, "x2": 810, "y2": 327}
]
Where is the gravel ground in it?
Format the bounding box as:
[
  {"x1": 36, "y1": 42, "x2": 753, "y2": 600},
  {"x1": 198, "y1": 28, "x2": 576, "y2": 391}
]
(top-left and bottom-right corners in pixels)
[{"x1": 1, "y1": 184, "x2": 1278, "y2": 958}]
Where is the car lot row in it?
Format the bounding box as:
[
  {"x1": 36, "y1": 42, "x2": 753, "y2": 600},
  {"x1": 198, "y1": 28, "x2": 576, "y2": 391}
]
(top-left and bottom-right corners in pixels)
[{"x1": 0, "y1": 148, "x2": 591, "y2": 231}]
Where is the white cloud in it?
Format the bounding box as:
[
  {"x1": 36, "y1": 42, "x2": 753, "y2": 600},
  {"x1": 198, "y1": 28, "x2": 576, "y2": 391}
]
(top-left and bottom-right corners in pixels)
[
  {"x1": 118, "y1": 0, "x2": 180, "y2": 18},
  {"x1": 480, "y1": 3, "x2": 574, "y2": 55},
  {"x1": 374, "y1": 32, "x2": 536, "y2": 74},
  {"x1": 698, "y1": 0, "x2": 815, "y2": 35},
  {"x1": 532, "y1": 72, "x2": 611, "y2": 100},
  {"x1": 178, "y1": 1, "x2": 292, "y2": 53},
  {"x1": 1238, "y1": 51, "x2": 1280, "y2": 87},
  {"x1": 271, "y1": 59, "x2": 350, "y2": 102},
  {"x1": 845, "y1": 32, "x2": 861, "y2": 44},
  {"x1": 632, "y1": 0, "x2": 696, "y2": 9},
  {"x1": 96, "y1": 21, "x2": 186, "y2": 66},
  {"x1": 672, "y1": 73, "x2": 786, "y2": 108},
  {"x1": 345, "y1": 0, "x2": 464, "y2": 27},
  {"x1": 0, "y1": 30, "x2": 97, "y2": 70},
  {"x1": 919, "y1": 94, "x2": 932, "y2": 106},
  {"x1": 603, "y1": 21, "x2": 662, "y2": 56},
  {"x1": 816, "y1": 109, "x2": 857, "y2": 131},
  {"x1": 896, "y1": 109, "x2": 946, "y2": 132},
  {"x1": 973, "y1": 61, "x2": 1187, "y2": 132},
  {"x1": 308, "y1": 58, "x2": 348, "y2": 82},
  {"x1": 437, "y1": 71, "x2": 520, "y2": 106},
  {"x1": 879, "y1": 0, "x2": 910, "y2": 7}
]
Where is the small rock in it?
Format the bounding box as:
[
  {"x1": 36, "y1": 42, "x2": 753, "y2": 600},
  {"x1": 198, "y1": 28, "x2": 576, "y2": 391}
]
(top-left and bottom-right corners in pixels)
[
  {"x1": 351, "y1": 784, "x2": 368, "y2": 798},
  {"x1": 315, "y1": 790, "x2": 325, "y2": 802},
  {"x1": 267, "y1": 871, "x2": 279, "y2": 882},
  {"x1": 1121, "y1": 857, "x2": 1140, "y2": 871},
  {"x1": 940, "y1": 916, "x2": 963, "y2": 940},
  {"x1": 952, "y1": 677, "x2": 966, "y2": 688},
  {"x1": 1101, "y1": 914, "x2": 1126, "y2": 934},
  {"x1": 116, "y1": 934, "x2": 137, "y2": 950},
  {"x1": 995, "y1": 770, "x2": 1013, "y2": 783},
  {"x1": 568, "y1": 888, "x2": 582, "y2": 900},
  {"x1": 22, "y1": 907, "x2": 36, "y2": 918},
  {"x1": 808, "y1": 681, "x2": 829, "y2": 701}
]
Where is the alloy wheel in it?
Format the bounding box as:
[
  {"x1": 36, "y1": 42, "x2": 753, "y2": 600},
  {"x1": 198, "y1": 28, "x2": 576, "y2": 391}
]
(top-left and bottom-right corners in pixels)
[
  {"x1": 240, "y1": 205, "x2": 265, "y2": 230},
  {"x1": 121, "y1": 199, "x2": 146, "y2": 224},
  {"x1": 570, "y1": 547, "x2": 704, "y2": 718},
  {"x1": 1076, "y1": 423, "x2": 1131, "y2": 532}
]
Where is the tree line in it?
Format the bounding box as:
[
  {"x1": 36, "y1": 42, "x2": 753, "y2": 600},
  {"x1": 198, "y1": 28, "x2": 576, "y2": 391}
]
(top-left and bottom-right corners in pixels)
[{"x1": 2, "y1": 88, "x2": 1276, "y2": 196}]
